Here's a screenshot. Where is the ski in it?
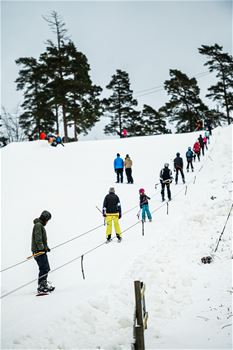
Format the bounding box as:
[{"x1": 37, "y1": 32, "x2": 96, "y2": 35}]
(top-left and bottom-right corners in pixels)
[{"x1": 36, "y1": 292, "x2": 49, "y2": 296}]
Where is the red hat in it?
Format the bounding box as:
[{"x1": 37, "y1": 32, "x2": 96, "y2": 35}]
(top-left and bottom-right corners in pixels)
[{"x1": 139, "y1": 188, "x2": 145, "y2": 194}]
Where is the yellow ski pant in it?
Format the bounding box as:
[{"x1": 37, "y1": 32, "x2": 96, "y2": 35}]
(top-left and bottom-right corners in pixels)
[{"x1": 106, "y1": 214, "x2": 121, "y2": 238}]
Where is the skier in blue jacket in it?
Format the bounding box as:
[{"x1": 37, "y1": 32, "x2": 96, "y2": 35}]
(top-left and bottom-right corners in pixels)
[{"x1": 114, "y1": 153, "x2": 124, "y2": 183}]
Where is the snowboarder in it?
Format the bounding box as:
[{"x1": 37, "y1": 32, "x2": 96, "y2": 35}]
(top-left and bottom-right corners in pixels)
[
  {"x1": 114, "y1": 153, "x2": 124, "y2": 183},
  {"x1": 193, "y1": 140, "x2": 201, "y2": 161},
  {"x1": 186, "y1": 147, "x2": 194, "y2": 172},
  {"x1": 31, "y1": 210, "x2": 55, "y2": 293},
  {"x1": 160, "y1": 163, "x2": 173, "y2": 201},
  {"x1": 102, "y1": 187, "x2": 122, "y2": 242},
  {"x1": 139, "y1": 188, "x2": 152, "y2": 222},
  {"x1": 173, "y1": 152, "x2": 185, "y2": 184},
  {"x1": 124, "y1": 154, "x2": 134, "y2": 184}
]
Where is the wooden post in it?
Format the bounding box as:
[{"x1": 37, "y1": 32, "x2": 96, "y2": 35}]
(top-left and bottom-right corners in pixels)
[{"x1": 134, "y1": 281, "x2": 145, "y2": 350}]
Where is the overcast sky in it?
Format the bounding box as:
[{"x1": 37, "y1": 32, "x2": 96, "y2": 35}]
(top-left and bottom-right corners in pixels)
[{"x1": 1, "y1": 0, "x2": 232, "y2": 137}]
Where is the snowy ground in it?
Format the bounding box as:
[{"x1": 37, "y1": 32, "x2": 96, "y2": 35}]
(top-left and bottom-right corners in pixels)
[{"x1": 1, "y1": 125, "x2": 232, "y2": 349}]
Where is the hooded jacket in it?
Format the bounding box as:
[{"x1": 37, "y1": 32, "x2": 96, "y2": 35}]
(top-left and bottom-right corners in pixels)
[
  {"x1": 124, "y1": 156, "x2": 132, "y2": 169},
  {"x1": 31, "y1": 218, "x2": 49, "y2": 253}
]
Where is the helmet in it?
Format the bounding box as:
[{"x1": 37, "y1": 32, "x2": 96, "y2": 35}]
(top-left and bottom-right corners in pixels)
[
  {"x1": 176, "y1": 152, "x2": 180, "y2": 157},
  {"x1": 188, "y1": 147, "x2": 191, "y2": 150},
  {"x1": 164, "y1": 163, "x2": 169, "y2": 168},
  {"x1": 139, "y1": 188, "x2": 145, "y2": 194},
  {"x1": 40, "y1": 210, "x2": 52, "y2": 222}
]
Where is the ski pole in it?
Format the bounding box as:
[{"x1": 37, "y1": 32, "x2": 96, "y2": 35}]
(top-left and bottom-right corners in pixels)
[
  {"x1": 96, "y1": 205, "x2": 106, "y2": 225},
  {"x1": 27, "y1": 251, "x2": 45, "y2": 260},
  {"x1": 137, "y1": 208, "x2": 141, "y2": 219}
]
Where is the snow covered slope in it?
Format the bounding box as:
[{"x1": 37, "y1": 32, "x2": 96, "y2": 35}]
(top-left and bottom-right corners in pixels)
[{"x1": 1, "y1": 126, "x2": 232, "y2": 349}]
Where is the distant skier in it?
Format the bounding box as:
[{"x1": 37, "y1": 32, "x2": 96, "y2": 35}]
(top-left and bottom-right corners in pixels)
[
  {"x1": 186, "y1": 147, "x2": 194, "y2": 172},
  {"x1": 103, "y1": 187, "x2": 122, "y2": 242},
  {"x1": 124, "y1": 154, "x2": 134, "y2": 184},
  {"x1": 39, "y1": 131, "x2": 47, "y2": 140},
  {"x1": 139, "y1": 188, "x2": 152, "y2": 222},
  {"x1": 122, "y1": 128, "x2": 128, "y2": 138},
  {"x1": 114, "y1": 153, "x2": 124, "y2": 183},
  {"x1": 55, "y1": 134, "x2": 65, "y2": 147},
  {"x1": 204, "y1": 128, "x2": 210, "y2": 144},
  {"x1": 160, "y1": 163, "x2": 173, "y2": 201},
  {"x1": 203, "y1": 136, "x2": 208, "y2": 150},
  {"x1": 173, "y1": 152, "x2": 185, "y2": 184},
  {"x1": 193, "y1": 140, "x2": 201, "y2": 161},
  {"x1": 198, "y1": 134, "x2": 205, "y2": 156},
  {"x1": 31, "y1": 210, "x2": 55, "y2": 293}
]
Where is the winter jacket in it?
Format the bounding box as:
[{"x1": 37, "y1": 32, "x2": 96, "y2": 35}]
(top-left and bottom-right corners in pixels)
[
  {"x1": 193, "y1": 142, "x2": 200, "y2": 153},
  {"x1": 173, "y1": 156, "x2": 183, "y2": 169},
  {"x1": 114, "y1": 156, "x2": 124, "y2": 170},
  {"x1": 203, "y1": 136, "x2": 207, "y2": 144},
  {"x1": 204, "y1": 130, "x2": 210, "y2": 138},
  {"x1": 39, "y1": 132, "x2": 46, "y2": 140},
  {"x1": 140, "y1": 194, "x2": 150, "y2": 208},
  {"x1": 124, "y1": 157, "x2": 132, "y2": 169},
  {"x1": 103, "y1": 193, "x2": 122, "y2": 216},
  {"x1": 160, "y1": 168, "x2": 173, "y2": 182},
  {"x1": 186, "y1": 149, "x2": 193, "y2": 159},
  {"x1": 31, "y1": 218, "x2": 49, "y2": 253}
]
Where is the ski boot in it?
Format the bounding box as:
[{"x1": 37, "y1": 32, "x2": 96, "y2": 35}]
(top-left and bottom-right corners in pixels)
[
  {"x1": 37, "y1": 280, "x2": 55, "y2": 293},
  {"x1": 106, "y1": 235, "x2": 112, "y2": 243},
  {"x1": 116, "y1": 234, "x2": 122, "y2": 242}
]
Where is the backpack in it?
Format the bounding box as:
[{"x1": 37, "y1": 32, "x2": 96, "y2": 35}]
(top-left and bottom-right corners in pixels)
[{"x1": 186, "y1": 149, "x2": 193, "y2": 159}]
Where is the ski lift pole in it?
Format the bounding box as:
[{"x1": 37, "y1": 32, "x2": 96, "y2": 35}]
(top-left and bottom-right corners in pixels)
[{"x1": 96, "y1": 205, "x2": 106, "y2": 225}]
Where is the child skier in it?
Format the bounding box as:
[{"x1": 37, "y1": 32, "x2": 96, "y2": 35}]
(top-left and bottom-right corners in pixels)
[{"x1": 139, "y1": 188, "x2": 152, "y2": 222}]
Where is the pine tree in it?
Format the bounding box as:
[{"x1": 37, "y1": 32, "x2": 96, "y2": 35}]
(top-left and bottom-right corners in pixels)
[
  {"x1": 198, "y1": 44, "x2": 233, "y2": 125},
  {"x1": 140, "y1": 104, "x2": 170, "y2": 135},
  {"x1": 15, "y1": 57, "x2": 56, "y2": 136},
  {"x1": 161, "y1": 69, "x2": 208, "y2": 133},
  {"x1": 104, "y1": 69, "x2": 138, "y2": 137}
]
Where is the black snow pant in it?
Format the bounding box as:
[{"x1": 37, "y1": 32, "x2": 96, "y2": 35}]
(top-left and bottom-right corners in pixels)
[
  {"x1": 186, "y1": 158, "x2": 194, "y2": 171},
  {"x1": 175, "y1": 168, "x2": 185, "y2": 184},
  {"x1": 35, "y1": 253, "x2": 50, "y2": 285},
  {"x1": 125, "y1": 168, "x2": 133, "y2": 183},
  {"x1": 116, "y1": 168, "x2": 123, "y2": 183},
  {"x1": 161, "y1": 181, "x2": 171, "y2": 201},
  {"x1": 194, "y1": 152, "x2": 200, "y2": 161},
  {"x1": 200, "y1": 145, "x2": 205, "y2": 156}
]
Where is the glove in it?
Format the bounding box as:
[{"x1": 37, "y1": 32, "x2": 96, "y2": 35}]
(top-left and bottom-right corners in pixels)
[
  {"x1": 45, "y1": 247, "x2": 50, "y2": 253},
  {"x1": 119, "y1": 213, "x2": 122, "y2": 219},
  {"x1": 103, "y1": 213, "x2": 106, "y2": 217}
]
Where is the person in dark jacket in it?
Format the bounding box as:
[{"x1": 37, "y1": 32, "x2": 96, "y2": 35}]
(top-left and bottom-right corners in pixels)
[
  {"x1": 114, "y1": 153, "x2": 124, "y2": 183},
  {"x1": 186, "y1": 147, "x2": 194, "y2": 172},
  {"x1": 198, "y1": 135, "x2": 205, "y2": 156},
  {"x1": 31, "y1": 210, "x2": 54, "y2": 293},
  {"x1": 173, "y1": 152, "x2": 185, "y2": 184},
  {"x1": 102, "y1": 187, "x2": 122, "y2": 242},
  {"x1": 139, "y1": 188, "x2": 152, "y2": 222},
  {"x1": 160, "y1": 163, "x2": 173, "y2": 201}
]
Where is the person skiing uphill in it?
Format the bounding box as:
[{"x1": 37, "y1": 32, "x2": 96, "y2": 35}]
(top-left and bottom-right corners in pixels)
[
  {"x1": 139, "y1": 188, "x2": 152, "y2": 222},
  {"x1": 31, "y1": 210, "x2": 55, "y2": 293},
  {"x1": 160, "y1": 163, "x2": 173, "y2": 201},
  {"x1": 193, "y1": 140, "x2": 201, "y2": 161},
  {"x1": 173, "y1": 152, "x2": 185, "y2": 184},
  {"x1": 186, "y1": 147, "x2": 194, "y2": 172},
  {"x1": 102, "y1": 187, "x2": 122, "y2": 242},
  {"x1": 114, "y1": 153, "x2": 124, "y2": 183}
]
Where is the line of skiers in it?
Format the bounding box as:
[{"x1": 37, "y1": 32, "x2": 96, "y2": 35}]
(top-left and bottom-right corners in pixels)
[{"x1": 32, "y1": 128, "x2": 211, "y2": 293}]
